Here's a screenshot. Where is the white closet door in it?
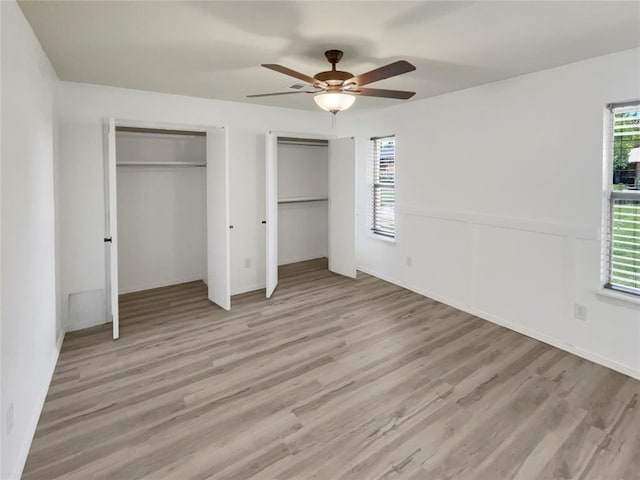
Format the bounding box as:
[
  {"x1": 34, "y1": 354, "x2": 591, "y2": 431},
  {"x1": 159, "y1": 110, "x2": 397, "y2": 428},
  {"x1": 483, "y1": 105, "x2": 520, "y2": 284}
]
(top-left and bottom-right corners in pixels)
[
  {"x1": 104, "y1": 117, "x2": 119, "y2": 339},
  {"x1": 328, "y1": 137, "x2": 357, "y2": 278},
  {"x1": 206, "y1": 127, "x2": 231, "y2": 310},
  {"x1": 265, "y1": 132, "x2": 278, "y2": 297}
]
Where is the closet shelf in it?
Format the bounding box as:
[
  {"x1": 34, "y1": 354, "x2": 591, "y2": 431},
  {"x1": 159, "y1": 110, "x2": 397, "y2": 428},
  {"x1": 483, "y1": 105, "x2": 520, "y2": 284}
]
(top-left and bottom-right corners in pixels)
[
  {"x1": 278, "y1": 196, "x2": 329, "y2": 205},
  {"x1": 116, "y1": 162, "x2": 206, "y2": 167}
]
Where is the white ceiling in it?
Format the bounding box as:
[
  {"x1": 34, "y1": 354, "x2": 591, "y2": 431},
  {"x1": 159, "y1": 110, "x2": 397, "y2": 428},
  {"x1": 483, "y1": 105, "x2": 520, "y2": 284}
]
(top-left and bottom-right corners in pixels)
[{"x1": 18, "y1": 1, "x2": 640, "y2": 112}]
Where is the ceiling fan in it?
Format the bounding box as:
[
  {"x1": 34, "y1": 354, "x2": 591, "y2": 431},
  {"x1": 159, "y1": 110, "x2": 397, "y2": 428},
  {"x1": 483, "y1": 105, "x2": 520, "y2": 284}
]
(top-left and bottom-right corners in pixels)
[{"x1": 247, "y1": 50, "x2": 416, "y2": 114}]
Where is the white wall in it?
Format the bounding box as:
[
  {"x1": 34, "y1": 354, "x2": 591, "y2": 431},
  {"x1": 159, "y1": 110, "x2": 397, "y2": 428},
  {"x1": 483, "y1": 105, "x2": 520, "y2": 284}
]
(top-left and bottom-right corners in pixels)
[
  {"x1": 278, "y1": 202, "x2": 328, "y2": 265},
  {"x1": 116, "y1": 130, "x2": 206, "y2": 165},
  {"x1": 0, "y1": 2, "x2": 62, "y2": 478},
  {"x1": 57, "y1": 82, "x2": 332, "y2": 330},
  {"x1": 341, "y1": 48, "x2": 640, "y2": 379},
  {"x1": 116, "y1": 132, "x2": 206, "y2": 294},
  {"x1": 1, "y1": 2, "x2": 3, "y2": 476},
  {"x1": 278, "y1": 142, "x2": 328, "y2": 265},
  {"x1": 5, "y1": 1, "x2": 637, "y2": 477}
]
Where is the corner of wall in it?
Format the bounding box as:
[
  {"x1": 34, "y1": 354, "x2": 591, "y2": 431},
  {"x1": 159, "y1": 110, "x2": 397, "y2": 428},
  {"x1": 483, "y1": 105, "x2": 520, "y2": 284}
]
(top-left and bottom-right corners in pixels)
[
  {"x1": 1, "y1": 1, "x2": 64, "y2": 477},
  {"x1": 8, "y1": 334, "x2": 64, "y2": 480}
]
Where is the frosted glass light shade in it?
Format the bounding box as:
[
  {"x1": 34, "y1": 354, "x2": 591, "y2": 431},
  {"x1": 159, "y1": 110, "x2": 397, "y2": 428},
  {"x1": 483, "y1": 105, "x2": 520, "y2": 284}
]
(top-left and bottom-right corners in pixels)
[{"x1": 314, "y1": 93, "x2": 355, "y2": 114}]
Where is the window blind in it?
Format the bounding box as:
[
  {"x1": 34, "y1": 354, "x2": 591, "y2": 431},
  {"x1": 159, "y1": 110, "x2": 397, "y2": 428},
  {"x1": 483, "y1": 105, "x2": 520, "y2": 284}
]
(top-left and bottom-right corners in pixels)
[
  {"x1": 607, "y1": 102, "x2": 640, "y2": 295},
  {"x1": 372, "y1": 136, "x2": 396, "y2": 238}
]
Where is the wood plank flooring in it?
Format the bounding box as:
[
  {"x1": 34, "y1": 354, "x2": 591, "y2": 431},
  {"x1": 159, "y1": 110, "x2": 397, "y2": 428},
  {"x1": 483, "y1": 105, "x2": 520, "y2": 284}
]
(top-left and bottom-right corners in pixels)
[{"x1": 23, "y1": 258, "x2": 640, "y2": 479}]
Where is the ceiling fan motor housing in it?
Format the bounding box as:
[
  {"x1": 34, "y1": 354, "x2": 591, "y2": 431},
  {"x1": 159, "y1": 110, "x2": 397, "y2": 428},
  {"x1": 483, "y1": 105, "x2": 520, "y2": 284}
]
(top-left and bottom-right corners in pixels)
[
  {"x1": 313, "y1": 49, "x2": 355, "y2": 88},
  {"x1": 314, "y1": 70, "x2": 354, "y2": 84}
]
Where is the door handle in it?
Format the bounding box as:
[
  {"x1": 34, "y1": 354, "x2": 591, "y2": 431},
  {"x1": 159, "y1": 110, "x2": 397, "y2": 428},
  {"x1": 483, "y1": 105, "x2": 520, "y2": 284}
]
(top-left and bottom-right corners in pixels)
[
  {"x1": 104, "y1": 237, "x2": 112, "y2": 243},
  {"x1": 261, "y1": 220, "x2": 266, "y2": 224}
]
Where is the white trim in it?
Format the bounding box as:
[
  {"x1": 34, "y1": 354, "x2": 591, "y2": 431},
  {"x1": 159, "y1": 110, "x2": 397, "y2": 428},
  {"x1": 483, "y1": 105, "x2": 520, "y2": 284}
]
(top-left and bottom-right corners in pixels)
[
  {"x1": 367, "y1": 232, "x2": 397, "y2": 245},
  {"x1": 359, "y1": 267, "x2": 640, "y2": 381},
  {"x1": 601, "y1": 106, "x2": 615, "y2": 288},
  {"x1": 115, "y1": 118, "x2": 222, "y2": 133},
  {"x1": 470, "y1": 305, "x2": 640, "y2": 381},
  {"x1": 397, "y1": 205, "x2": 598, "y2": 240},
  {"x1": 104, "y1": 117, "x2": 119, "y2": 339},
  {"x1": 595, "y1": 288, "x2": 640, "y2": 307},
  {"x1": 10, "y1": 331, "x2": 65, "y2": 480},
  {"x1": 268, "y1": 130, "x2": 334, "y2": 141},
  {"x1": 356, "y1": 265, "x2": 403, "y2": 288}
]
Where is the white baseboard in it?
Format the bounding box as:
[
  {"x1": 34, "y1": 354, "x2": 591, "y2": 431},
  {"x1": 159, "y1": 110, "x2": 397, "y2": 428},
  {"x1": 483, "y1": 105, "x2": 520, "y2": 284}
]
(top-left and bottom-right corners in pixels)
[
  {"x1": 471, "y1": 306, "x2": 640, "y2": 381},
  {"x1": 358, "y1": 266, "x2": 640, "y2": 381},
  {"x1": 9, "y1": 329, "x2": 65, "y2": 480},
  {"x1": 356, "y1": 265, "x2": 403, "y2": 287}
]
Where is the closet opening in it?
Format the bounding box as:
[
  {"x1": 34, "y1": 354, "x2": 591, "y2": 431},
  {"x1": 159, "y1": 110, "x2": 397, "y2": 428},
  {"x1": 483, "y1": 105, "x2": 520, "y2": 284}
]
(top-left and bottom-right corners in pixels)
[
  {"x1": 265, "y1": 132, "x2": 356, "y2": 298},
  {"x1": 277, "y1": 137, "x2": 329, "y2": 271},
  {"x1": 115, "y1": 126, "x2": 207, "y2": 329},
  {"x1": 116, "y1": 125, "x2": 207, "y2": 289},
  {"x1": 104, "y1": 120, "x2": 230, "y2": 339}
]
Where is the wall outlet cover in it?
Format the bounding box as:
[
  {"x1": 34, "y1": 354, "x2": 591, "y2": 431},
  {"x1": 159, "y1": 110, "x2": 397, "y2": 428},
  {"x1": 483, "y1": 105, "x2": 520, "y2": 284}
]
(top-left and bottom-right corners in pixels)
[{"x1": 574, "y1": 304, "x2": 587, "y2": 321}]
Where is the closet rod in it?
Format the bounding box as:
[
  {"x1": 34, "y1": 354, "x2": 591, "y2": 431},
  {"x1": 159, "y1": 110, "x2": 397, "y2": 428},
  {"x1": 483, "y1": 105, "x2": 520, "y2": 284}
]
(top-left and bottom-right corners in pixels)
[
  {"x1": 278, "y1": 197, "x2": 328, "y2": 204},
  {"x1": 116, "y1": 126, "x2": 206, "y2": 137},
  {"x1": 116, "y1": 162, "x2": 206, "y2": 167},
  {"x1": 277, "y1": 137, "x2": 329, "y2": 147}
]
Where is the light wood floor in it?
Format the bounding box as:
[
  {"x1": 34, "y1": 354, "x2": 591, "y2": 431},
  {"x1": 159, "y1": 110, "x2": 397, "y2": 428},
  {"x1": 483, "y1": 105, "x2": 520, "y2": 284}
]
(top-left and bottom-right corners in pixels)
[{"x1": 23, "y1": 259, "x2": 640, "y2": 479}]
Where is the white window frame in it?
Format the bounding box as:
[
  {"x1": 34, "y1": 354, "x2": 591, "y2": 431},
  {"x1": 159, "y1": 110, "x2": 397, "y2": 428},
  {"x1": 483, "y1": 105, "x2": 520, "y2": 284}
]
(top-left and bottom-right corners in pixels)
[
  {"x1": 603, "y1": 100, "x2": 640, "y2": 297},
  {"x1": 371, "y1": 135, "x2": 396, "y2": 239}
]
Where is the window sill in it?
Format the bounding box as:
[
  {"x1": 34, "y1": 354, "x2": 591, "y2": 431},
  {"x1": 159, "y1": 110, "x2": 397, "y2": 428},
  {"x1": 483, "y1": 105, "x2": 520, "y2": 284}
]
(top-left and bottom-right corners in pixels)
[
  {"x1": 595, "y1": 288, "x2": 640, "y2": 307},
  {"x1": 368, "y1": 233, "x2": 396, "y2": 245}
]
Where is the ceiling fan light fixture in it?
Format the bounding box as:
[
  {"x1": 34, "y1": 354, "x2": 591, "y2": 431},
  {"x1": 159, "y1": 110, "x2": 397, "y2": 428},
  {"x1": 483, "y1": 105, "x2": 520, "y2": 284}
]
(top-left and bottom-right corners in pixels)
[{"x1": 313, "y1": 92, "x2": 355, "y2": 114}]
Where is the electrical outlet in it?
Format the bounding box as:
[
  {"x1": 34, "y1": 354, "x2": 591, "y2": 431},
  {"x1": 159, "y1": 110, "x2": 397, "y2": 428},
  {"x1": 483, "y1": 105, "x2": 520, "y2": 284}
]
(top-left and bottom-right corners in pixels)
[
  {"x1": 7, "y1": 403, "x2": 14, "y2": 434},
  {"x1": 406, "y1": 256, "x2": 413, "y2": 267},
  {"x1": 243, "y1": 258, "x2": 251, "y2": 268},
  {"x1": 574, "y1": 304, "x2": 587, "y2": 321}
]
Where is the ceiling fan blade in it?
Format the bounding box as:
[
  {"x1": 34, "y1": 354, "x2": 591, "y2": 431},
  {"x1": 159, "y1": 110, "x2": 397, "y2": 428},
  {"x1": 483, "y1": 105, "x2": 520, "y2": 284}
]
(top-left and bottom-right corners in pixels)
[
  {"x1": 351, "y1": 87, "x2": 415, "y2": 99},
  {"x1": 247, "y1": 91, "x2": 314, "y2": 98},
  {"x1": 348, "y1": 60, "x2": 416, "y2": 87},
  {"x1": 262, "y1": 64, "x2": 325, "y2": 87}
]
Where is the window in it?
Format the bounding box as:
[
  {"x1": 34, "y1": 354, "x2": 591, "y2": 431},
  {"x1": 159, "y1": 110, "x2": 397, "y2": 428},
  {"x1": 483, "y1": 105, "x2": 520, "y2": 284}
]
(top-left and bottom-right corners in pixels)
[
  {"x1": 606, "y1": 101, "x2": 640, "y2": 295},
  {"x1": 372, "y1": 135, "x2": 396, "y2": 238}
]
